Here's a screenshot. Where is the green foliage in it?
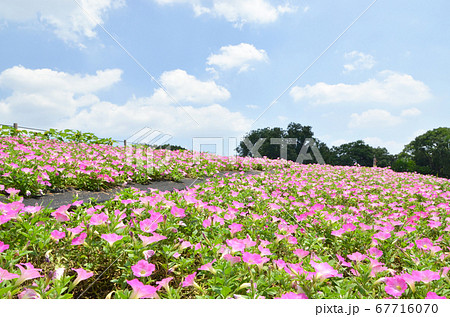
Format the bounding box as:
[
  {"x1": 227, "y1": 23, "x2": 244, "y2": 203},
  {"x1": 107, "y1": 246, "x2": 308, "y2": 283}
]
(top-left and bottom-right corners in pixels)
[{"x1": 329, "y1": 140, "x2": 394, "y2": 168}]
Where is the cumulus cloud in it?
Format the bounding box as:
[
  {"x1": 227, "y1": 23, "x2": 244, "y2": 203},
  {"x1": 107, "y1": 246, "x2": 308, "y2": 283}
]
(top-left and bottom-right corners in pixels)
[
  {"x1": 363, "y1": 137, "x2": 404, "y2": 154},
  {"x1": 0, "y1": 0, "x2": 125, "y2": 44},
  {"x1": 207, "y1": 43, "x2": 268, "y2": 73},
  {"x1": 348, "y1": 109, "x2": 402, "y2": 129},
  {"x1": 0, "y1": 66, "x2": 250, "y2": 142},
  {"x1": 401, "y1": 107, "x2": 421, "y2": 117},
  {"x1": 290, "y1": 71, "x2": 432, "y2": 106},
  {"x1": 154, "y1": 0, "x2": 297, "y2": 26},
  {"x1": 343, "y1": 51, "x2": 375, "y2": 73}
]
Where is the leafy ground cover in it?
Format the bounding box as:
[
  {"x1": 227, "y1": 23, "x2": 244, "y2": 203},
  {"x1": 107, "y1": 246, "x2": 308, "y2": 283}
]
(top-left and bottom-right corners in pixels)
[{"x1": 1, "y1": 133, "x2": 450, "y2": 299}]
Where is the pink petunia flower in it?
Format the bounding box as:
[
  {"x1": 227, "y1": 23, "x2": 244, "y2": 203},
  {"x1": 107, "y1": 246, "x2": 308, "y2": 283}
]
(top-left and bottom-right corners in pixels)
[
  {"x1": 412, "y1": 270, "x2": 440, "y2": 284},
  {"x1": 143, "y1": 250, "x2": 155, "y2": 260},
  {"x1": 72, "y1": 268, "x2": 94, "y2": 286},
  {"x1": 242, "y1": 252, "x2": 269, "y2": 269},
  {"x1": 228, "y1": 223, "x2": 243, "y2": 235},
  {"x1": 156, "y1": 277, "x2": 173, "y2": 292},
  {"x1": 198, "y1": 259, "x2": 217, "y2": 274},
  {"x1": 223, "y1": 254, "x2": 241, "y2": 265},
  {"x1": 348, "y1": 252, "x2": 367, "y2": 262},
  {"x1": 18, "y1": 288, "x2": 40, "y2": 299},
  {"x1": 425, "y1": 292, "x2": 447, "y2": 299},
  {"x1": 373, "y1": 231, "x2": 391, "y2": 241},
  {"x1": 131, "y1": 260, "x2": 155, "y2": 277},
  {"x1": 15, "y1": 263, "x2": 42, "y2": 285},
  {"x1": 0, "y1": 241, "x2": 9, "y2": 253},
  {"x1": 170, "y1": 206, "x2": 186, "y2": 218},
  {"x1": 226, "y1": 238, "x2": 246, "y2": 253},
  {"x1": 275, "y1": 292, "x2": 308, "y2": 299},
  {"x1": 336, "y1": 254, "x2": 352, "y2": 267},
  {"x1": 71, "y1": 232, "x2": 87, "y2": 246},
  {"x1": 138, "y1": 233, "x2": 167, "y2": 247},
  {"x1": 385, "y1": 276, "x2": 407, "y2": 298},
  {"x1": 367, "y1": 247, "x2": 383, "y2": 259},
  {"x1": 310, "y1": 261, "x2": 342, "y2": 281},
  {"x1": 415, "y1": 238, "x2": 434, "y2": 251},
  {"x1": 181, "y1": 272, "x2": 197, "y2": 287},
  {"x1": 139, "y1": 218, "x2": 159, "y2": 233},
  {"x1": 0, "y1": 268, "x2": 19, "y2": 282},
  {"x1": 293, "y1": 249, "x2": 310, "y2": 259},
  {"x1": 127, "y1": 279, "x2": 157, "y2": 299},
  {"x1": 50, "y1": 230, "x2": 66, "y2": 242},
  {"x1": 89, "y1": 212, "x2": 109, "y2": 226},
  {"x1": 101, "y1": 233, "x2": 123, "y2": 246}
]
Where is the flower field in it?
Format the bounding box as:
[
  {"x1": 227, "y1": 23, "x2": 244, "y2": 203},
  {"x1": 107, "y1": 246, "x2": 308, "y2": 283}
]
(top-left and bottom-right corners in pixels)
[{"x1": 1, "y1": 134, "x2": 450, "y2": 299}]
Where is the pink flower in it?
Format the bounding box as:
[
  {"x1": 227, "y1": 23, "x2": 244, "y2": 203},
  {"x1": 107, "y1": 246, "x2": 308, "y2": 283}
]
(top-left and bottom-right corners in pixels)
[
  {"x1": 156, "y1": 277, "x2": 173, "y2": 292},
  {"x1": 425, "y1": 292, "x2": 447, "y2": 299},
  {"x1": 348, "y1": 252, "x2": 367, "y2": 262},
  {"x1": 0, "y1": 241, "x2": 9, "y2": 253},
  {"x1": 127, "y1": 279, "x2": 157, "y2": 299},
  {"x1": 131, "y1": 260, "x2": 155, "y2": 277},
  {"x1": 293, "y1": 249, "x2": 310, "y2": 259},
  {"x1": 89, "y1": 212, "x2": 108, "y2": 226},
  {"x1": 242, "y1": 252, "x2": 269, "y2": 268},
  {"x1": 202, "y1": 218, "x2": 211, "y2": 228},
  {"x1": 170, "y1": 206, "x2": 186, "y2": 218},
  {"x1": 198, "y1": 259, "x2": 217, "y2": 274},
  {"x1": 51, "y1": 210, "x2": 70, "y2": 222},
  {"x1": 138, "y1": 233, "x2": 167, "y2": 247},
  {"x1": 336, "y1": 254, "x2": 351, "y2": 267},
  {"x1": 258, "y1": 245, "x2": 272, "y2": 256},
  {"x1": 412, "y1": 270, "x2": 440, "y2": 284},
  {"x1": 0, "y1": 268, "x2": 19, "y2": 282},
  {"x1": 385, "y1": 276, "x2": 407, "y2": 298},
  {"x1": 399, "y1": 272, "x2": 417, "y2": 292},
  {"x1": 367, "y1": 247, "x2": 383, "y2": 258},
  {"x1": 275, "y1": 292, "x2": 308, "y2": 299},
  {"x1": 50, "y1": 230, "x2": 66, "y2": 241},
  {"x1": 143, "y1": 250, "x2": 155, "y2": 260},
  {"x1": 139, "y1": 218, "x2": 158, "y2": 233},
  {"x1": 273, "y1": 259, "x2": 286, "y2": 270},
  {"x1": 373, "y1": 231, "x2": 391, "y2": 241},
  {"x1": 18, "y1": 288, "x2": 40, "y2": 299},
  {"x1": 101, "y1": 233, "x2": 123, "y2": 246},
  {"x1": 72, "y1": 268, "x2": 94, "y2": 286},
  {"x1": 15, "y1": 263, "x2": 42, "y2": 285},
  {"x1": 415, "y1": 238, "x2": 433, "y2": 251},
  {"x1": 287, "y1": 236, "x2": 298, "y2": 245},
  {"x1": 223, "y1": 254, "x2": 241, "y2": 265},
  {"x1": 310, "y1": 261, "x2": 342, "y2": 281},
  {"x1": 182, "y1": 272, "x2": 197, "y2": 287},
  {"x1": 71, "y1": 232, "x2": 87, "y2": 246},
  {"x1": 226, "y1": 238, "x2": 246, "y2": 253},
  {"x1": 228, "y1": 223, "x2": 243, "y2": 235}
]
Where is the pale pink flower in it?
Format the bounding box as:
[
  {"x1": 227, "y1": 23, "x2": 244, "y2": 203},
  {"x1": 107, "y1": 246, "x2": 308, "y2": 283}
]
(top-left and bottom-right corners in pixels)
[
  {"x1": 287, "y1": 236, "x2": 298, "y2": 245},
  {"x1": 275, "y1": 292, "x2": 308, "y2": 299},
  {"x1": 138, "y1": 233, "x2": 167, "y2": 247},
  {"x1": 425, "y1": 292, "x2": 447, "y2": 299},
  {"x1": 139, "y1": 218, "x2": 158, "y2": 233},
  {"x1": 258, "y1": 245, "x2": 272, "y2": 256},
  {"x1": 310, "y1": 261, "x2": 342, "y2": 281},
  {"x1": 412, "y1": 270, "x2": 440, "y2": 284},
  {"x1": 18, "y1": 288, "x2": 40, "y2": 299},
  {"x1": 0, "y1": 268, "x2": 19, "y2": 282},
  {"x1": 293, "y1": 249, "x2": 309, "y2": 259},
  {"x1": 143, "y1": 250, "x2": 155, "y2": 260},
  {"x1": 89, "y1": 212, "x2": 108, "y2": 226},
  {"x1": 198, "y1": 260, "x2": 217, "y2": 274},
  {"x1": 273, "y1": 259, "x2": 286, "y2": 270},
  {"x1": 367, "y1": 247, "x2": 383, "y2": 258},
  {"x1": 170, "y1": 206, "x2": 186, "y2": 218},
  {"x1": 72, "y1": 268, "x2": 94, "y2": 286},
  {"x1": 226, "y1": 238, "x2": 246, "y2": 253},
  {"x1": 242, "y1": 252, "x2": 269, "y2": 268},
  {"x1": 15, "y1": 263, "x2": 42, "y2": 285},
  {"x1": 223, "y1": 254, "x2": 241, "y2": 265},
  {"x1": 101, "y1": 233, "x2": 123, "y2": 246},
  {"x1": 385, "y1": 276, "x2": 407, "y2": 298},
  {"x1": 0, "y1": 241, "x2": 9, "y2": 253},
  {"x1": 373, "y1": 231, "x2": 391, "y2": 241},
  {"x1": 131, "y1": 260, "x2": 155, "y2": 277},
  {"x1": 415, "y1": 238, "x2": 433, "y2": 251},
  {"x1": 348, "y1": 252, "x2": 367, "y2": 262},
  {"x1": 202, "y1": 218, "x2": 212, "y2": 228},
  {"x1": 228, "y1": 223, "x2": 243, "y2": 235},
  {"x1": 181, "y1": 272, "x2": 197, "y2": 287},
  {"x1": 156, "y1": 277, "x2": 173, "y2": 292},
  {"x1": 127, "y1": 279, "x2": 157, "y2": 299},
  {"x1": 71, "y1": 232, "x2": 87, "y2": 246},
  {"x1": 50, "y1": 230, "x2": 66, "y2": 242}
]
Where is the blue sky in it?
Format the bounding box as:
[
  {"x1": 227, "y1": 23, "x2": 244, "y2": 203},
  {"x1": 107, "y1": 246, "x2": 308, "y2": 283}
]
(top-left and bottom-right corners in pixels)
[{"x1": 0, "y1": 0, "x2": 448, "y2": 155}]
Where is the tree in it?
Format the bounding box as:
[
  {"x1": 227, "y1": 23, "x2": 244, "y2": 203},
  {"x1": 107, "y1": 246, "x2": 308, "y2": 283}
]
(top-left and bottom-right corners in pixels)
[
  {"x1": 393, "y1": 127, "x2": 450, "y2": 178},
  {"x1": 236, "y1": 122, "x2": 330, "y2": 164},
  {"x1": 329, "y1": 140, "x2": 394, "y2": 167}
]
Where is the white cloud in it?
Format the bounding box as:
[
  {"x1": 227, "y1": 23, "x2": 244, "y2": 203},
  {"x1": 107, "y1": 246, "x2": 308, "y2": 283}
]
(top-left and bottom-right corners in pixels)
[
  {"x1": 246, "y1": 104, "x2": 259, "y2": 109},
  {"x1": 363, "y1": 137, "x2": 404, "y2": 154},
  {"x1": 290, "y1": 70, "x2": 432, "y2": 106},
  {"x1": 343, "y1": 51, "x2": 375, "y2": 72},
  {"x1": 348, "y1": 109, "x2": 402, "y2": 129},
  {"x1": 0, "y1": 66, "x2": 250, "y2": 142},
  {"x1": 155, "y1": 69, "x2": 230, "y2": 105},
  {"x1": 401, "y1": 107, "x2": 421, "y2": 117},
  {"x1": 0, "y1": 0, "x2": 125, "y2": 44},
  {"x1": 207, "y1": 43, "x2": 268, "y2": 73},
  {"x1": 154, "y1": 0, "x2": 297, "y2": 26}
]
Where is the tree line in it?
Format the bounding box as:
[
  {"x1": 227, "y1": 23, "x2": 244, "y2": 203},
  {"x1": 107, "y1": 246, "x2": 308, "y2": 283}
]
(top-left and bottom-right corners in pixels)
[{"x1": 236, "y1": 123, "x2": 450, "y2": 179}]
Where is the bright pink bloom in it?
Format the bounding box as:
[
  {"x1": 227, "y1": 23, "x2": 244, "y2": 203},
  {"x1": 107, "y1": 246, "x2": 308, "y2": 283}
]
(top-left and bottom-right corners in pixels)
[
  {"x1": 412, "y1": 270, "x2": 440, "y2": 283},
  {"x1": 223, "y1": 254, "x2": 241, "y2": 265},
  {"x1": 228, "y1": 223, "x2": 243, "y2": 235},
  {"x1": 138, "y1": 233, "x2": 167, "y2": 246},
  {"x1": 425, "y1": 292, "x2": 447, "y2": 299},
  {"x1": 15, "y1": 263, "x2": 42, "y2": 285},
  {"x1": 310, "y1": 261, "x2": 342, "y2": 281},
  {"x1": 275, "y1": 292, "x2": 308, "y2": 299},
  {"x1": 71, "y1": 232, "x2": 87, "y2": 245},
  {"x1": 0, "y1": 241, "x2": 9, "y2": 253},
  {"x1": 51, "y1": 210, "x2": 70, "y2": 222},
  {"x1": 170, "y1": 206, "x2": 186, "y2": 218},
  {"x1": 202, "y1": 218, "x2": 212, "y2": 228},
  {"x1": 293, "y1": 249, "x2": 310, "y2": 259},
  {"x1": 72, "y1": 268, "x2": 94, "y2": 286},
  {"x1": 226, "y1": 238, "x2": 246, "y2": 253},
  {"x1": 348, "y1": 252, "x2": 367, "y2": 262},
  {"x1": 182, "y1": 272, "x2": 197, "y2": 287},
  {"x1": 101, "y1": 233, "x2": 123, "y2": 246},
  {"x1": 127, "y1": 279, "x2": 157, "y2": 299},
  {"x1": 89, "y1": 212, "x2": 108, "y2": 226},
  {"x1": 50, "y1": 230, "x2": 66, "y2": 241},
  {"x1": 198, "y1": 259, "x2": 217, "y2": 274},
  {"x1": 287, "y1": 236, "x2": 298, "y2": 244},
  {"x1": 415, "y1": 238, "x2": 433, "y2": 251},
  {"x1": 367, "y1": 247, "x2": 383, "y2": 258},
  {"x1": 139, "y1": 218, "x2": 159, "y2": 233},
  {"x1": 373, "y1": 231, "x2": 391, "y2": 241},
  {"x1": 273, "y1": 259, "x2": 286, "y2": 270},
  {"x1": 131, "y1": 260, "x2": 155, "y2": 277},
  {"x1": 258, "y1": 245, "x2": 272, "y2": 256},
  {"x1": 336, "y1": 254, "x2": 351, "y2": 267},
  {"x1": 156, "y1": 277, "x2": 173, "y2": 292},
  {"x1": 18, "y1": 288, "x2": 40, "y2": 299},
  {"x1": 242, "y1": 252, "x2": 269, "y2": 267},
  {"x1": 0, "y1": 268, "x2": 19, "y2": 282},
  {"x1": 385, "y1": 276, "x2": 407, "y2": 298}
]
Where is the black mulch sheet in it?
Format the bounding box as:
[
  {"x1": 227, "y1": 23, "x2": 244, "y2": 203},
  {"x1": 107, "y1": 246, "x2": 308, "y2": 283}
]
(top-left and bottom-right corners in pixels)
[{"x1": 0, "y1": 170, "x2": 264, "y2": 210}]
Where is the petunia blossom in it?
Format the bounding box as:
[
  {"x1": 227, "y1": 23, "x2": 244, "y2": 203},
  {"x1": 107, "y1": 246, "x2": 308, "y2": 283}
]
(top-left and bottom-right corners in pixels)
[
  {"x1": 385, "y1": 276, "x2": 407, "y2": 298},
  {"x1": 72, "y1": 268, "x2": 94, "y2": 286},
  {"x1": 275, "y1": 292, "x2": 308, "y2": 299},
  {"x1": 101, "y1": 233, "x2": 124, "y2": 246},
  {"x1": 15, "y1": 263, "x2": 42, "y2": 285},
  {"x1": 131, "y1": 260, "x2": 155, "y2": 277},
  {"x1": 127, "y1": 279, "x2": 157, "y2": 299}
]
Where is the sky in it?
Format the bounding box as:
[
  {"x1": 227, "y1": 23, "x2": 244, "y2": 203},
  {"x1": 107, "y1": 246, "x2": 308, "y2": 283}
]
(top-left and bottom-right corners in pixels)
[{"x1": 0, "y1": 0, "x2": 449, "y2": 156}]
